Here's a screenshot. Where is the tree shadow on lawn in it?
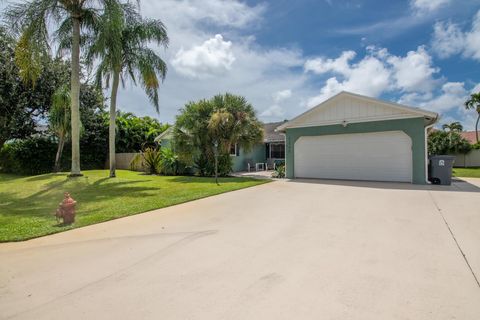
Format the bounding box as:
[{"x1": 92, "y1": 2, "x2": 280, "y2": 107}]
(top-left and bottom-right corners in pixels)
[
  {"x1": 0, "y1": 180, "x2": 160, "y2": 219},
  {"x1": 168, "y1": 176, "x2": 263, "y2": 184}
]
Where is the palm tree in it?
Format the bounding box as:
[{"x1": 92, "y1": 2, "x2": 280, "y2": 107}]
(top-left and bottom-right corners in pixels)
[
  {"x1": 465, "y1": 93, "x2": 480, "y2": 143},
  {"x1": 49, "y1": 85, "x2": 72, "y2": 172},
  {"x1": 175, "y1": 93, "x2": 264, "y2": 176},
  {"x1": 88, "y1": 1, "x2": 168, "y2": 177},
  {"x1": 442, "y1": 122, "x2": 463, "y2": 134},
  {"x1": 5, "y1": 0, "x2": 122, "y2": 177}
]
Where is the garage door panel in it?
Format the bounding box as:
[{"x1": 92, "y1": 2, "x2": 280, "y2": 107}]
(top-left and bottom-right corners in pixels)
[{"x1": 294, "y1": 131, "x2": 412, "y2": 182}]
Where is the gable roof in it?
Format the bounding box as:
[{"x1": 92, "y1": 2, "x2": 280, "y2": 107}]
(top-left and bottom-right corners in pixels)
[
  {"x1": 460, "y1": 131, "x2": 479, "y2": 144},
  {"x1": 276, "y1": 91, "x2": 438, "y2": 132},
  {"x1": 263, "y1": 121, "x2": 286, "y2": 142},
  {"x1": 154, "y1": 126, "x2": 174, "y2": 142},
  {"x1": 155, "y1": 122, "x2": 287, "y2": 144}
]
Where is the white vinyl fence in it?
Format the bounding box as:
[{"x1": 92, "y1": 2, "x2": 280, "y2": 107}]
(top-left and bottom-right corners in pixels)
[
  {"x1": 452, "y1": 149, "x2": 480, "y2": 167},
  {"x1": 109, "y1": 153, "x2": 144, "y2": 171}
]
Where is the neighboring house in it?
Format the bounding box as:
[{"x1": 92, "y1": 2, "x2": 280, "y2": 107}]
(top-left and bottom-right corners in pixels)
[
  {"x1": 459, "y1": 131, "x2": 479, "y2": 144},
  {"x1": 154, "y1": 122, "x2": 287, "y2": 172},
  {"x1": 276, "y1": 91, "x2": 438, "y2": 184},
  {"x1": 154, "y1": 126, "x2": 174, "y2": 148}
]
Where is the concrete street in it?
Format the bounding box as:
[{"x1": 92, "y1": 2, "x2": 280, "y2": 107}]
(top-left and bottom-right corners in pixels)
[{"x1": 1, "y1": 178, "x2": 480, "y2": 319}]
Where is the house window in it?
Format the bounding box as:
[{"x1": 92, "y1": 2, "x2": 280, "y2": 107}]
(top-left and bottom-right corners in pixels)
[
  {"x1": 230, "y1": 143, "x2": 239, "y2": 156},
  {"x1": 270, "y1": 143, "x2": 285, "y2": 159}
]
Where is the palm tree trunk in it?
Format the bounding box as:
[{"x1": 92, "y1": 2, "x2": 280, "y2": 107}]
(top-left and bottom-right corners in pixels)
[
  {"x1": 476, "y1": 113, "x2": 479, "y2": 143},
  {"x1": 54, "y1": 134, "x2": 65, "y2": 172},
  {"x1": 109, "y1": 71, "x2": 120, "y2": 178},
  {"x1": 69, "y1": 16, "x2": 82, "y2": 176}
]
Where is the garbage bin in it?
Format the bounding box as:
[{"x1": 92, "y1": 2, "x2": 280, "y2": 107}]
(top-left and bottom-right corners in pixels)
[{"x1": 428, "y1": 155, "x2": 455, "y2": 185}]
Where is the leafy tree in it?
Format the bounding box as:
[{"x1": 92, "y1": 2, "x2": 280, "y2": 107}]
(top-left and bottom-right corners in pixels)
[
  {"x1": 49, "y1": 85, "x2": 72, "y2": 172},
  {"x1": 465, "y1": 92, "x2": 480, "y2": 143},
  {"x1": 87, "y1": 1, "x2": 168, "y2": 177},
  {"x1": 0, "y1": 27, "x2": 69, "y2": 150},
  {"x1": 5, "y1": 0, "x2": 125, "y2": 176},
  {"x1": 428, "y1": 130, "x2": 471, "y2": 155},
  {"x1": 174, "y1": 93, "x2": 264, "y2": 176},
  {"x1": 115, "y1": 111, "x2": 169, "y2": 153}
]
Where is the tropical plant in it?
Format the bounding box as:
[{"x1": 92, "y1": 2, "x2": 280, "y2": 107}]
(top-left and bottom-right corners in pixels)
[
  {"x1": 442, "y1": 122, "x2": 463, "y2": 134},
  {"x1": 4, "y1": 0, "x2": 126, "y2": 176},
  {"x1": 465, "y1": 92, "x2": 480, "y2": 143},
  {"x1": 174, "y1": 93, "x2": 264, "y2": 176},
  {"x1": 159, "y1": 147, "x2": 180, "y2": 175},
  {"x1": 271, "y1": 164, "x2": 285, "y2": 178},
  {"x1": 130, "y1": 147, "x2": 161, "y2": 174},
  {"x1": 49, "y1": 85, "x2": 72, "y2": 172},
  {"x1": 428, "y1": 130, "x2": 471, "y2": 155},
  {"x1": 87, "y1": 1, "x2": 168, "y2": 178}
]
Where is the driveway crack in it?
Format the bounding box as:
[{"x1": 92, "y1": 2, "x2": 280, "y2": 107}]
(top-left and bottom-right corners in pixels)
[{"x1": 428, "y1": 191, "x2": 480, "y2": 289}]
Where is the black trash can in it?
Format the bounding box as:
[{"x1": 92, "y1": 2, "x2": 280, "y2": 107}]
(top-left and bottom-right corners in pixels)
[{"x1": 428, "y1": 155, "x2": 455, "y2": 185}]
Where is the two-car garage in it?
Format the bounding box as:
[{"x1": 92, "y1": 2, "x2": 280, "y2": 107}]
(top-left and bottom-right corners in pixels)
[
  {"x1": 277, "y1": 91, "x2": 438, "y2": 184},
  {"x1": 293, "y1": 131, "x2": 413, "y2": 182}
]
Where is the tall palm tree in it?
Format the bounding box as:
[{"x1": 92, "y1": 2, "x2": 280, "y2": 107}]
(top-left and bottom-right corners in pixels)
[
  {"x1": 5, "y1": 0, "x2": 121, "y2": 177},
  {"x1": 442, "y1": 122, "x2": 463, "y2": 134},
  {"x1": 88, "y1": 1, "x2": 168, "y2": 177},
  {"x1": 465, "y1": 93, "x2": 480, "y2": 143},
  {"x1": 49, "y1": 85, "x2": 72, "y2": 172}
]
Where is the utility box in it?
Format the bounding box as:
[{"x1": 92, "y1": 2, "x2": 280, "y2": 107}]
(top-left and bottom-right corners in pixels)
[{"x1": 429, "y1": 155, "x2": 455, "y2": 185}]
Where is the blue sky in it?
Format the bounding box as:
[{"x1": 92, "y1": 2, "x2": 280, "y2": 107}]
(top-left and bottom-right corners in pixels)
[{"x1": 3, "y1": 0, "x2": 480, "y2": 128}]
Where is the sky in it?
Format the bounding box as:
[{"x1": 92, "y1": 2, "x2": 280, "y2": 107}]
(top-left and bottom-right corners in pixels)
[{"x1": 3, "y1": 0, "x2": 480, "y2": 129}]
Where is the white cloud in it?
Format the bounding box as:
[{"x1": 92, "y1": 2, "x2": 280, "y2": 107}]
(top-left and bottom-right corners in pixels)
[
  {"x1": 398, "y1": 82, "x2": 467, "y2": 113},
  {"x1": 410, "y1": 0, "x2": 451, "y2": 12},
  {"x1": 304, "y1": 51, "x2": 356, "y2": 76},
  {"x1": 387, "y1": 46, "x2": 439, "y2": 92},
  {"x1": 261, "y1": 89, "x2": 293, "y2": 118},
  {"x1": 304, "y1": 46, "x2": 438, "y2": 107},
  {"x1": 261, "y1": 104, "x2": 285, "y2": 117},
  {"x1": 114, "y1": 0, "x2": 310, "y2": 123},
  {"x1": 432, "y1": 10, "x2": 480, "y2": 60},
  {"x1": 143, "y1": 0, "x2": 266, "y2": 29},
  {"x1": 171, "y1": 34, "x2": 235, "y2": 78},
  {"x1": 273, "y1": 89, "x2": 292, "y2": 103}
]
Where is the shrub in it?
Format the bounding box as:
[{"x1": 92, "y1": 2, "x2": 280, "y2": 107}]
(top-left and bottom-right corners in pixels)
[
  {"x1": 131, "y1": 147, "x2": 162, "y2": 174},
  {"x1": 0, "y1": 137, "x2": 59, "y2": 175},
  {"x1": 131, "y1": 147, "x2": 190, "y2": 176},
  {"x1": 428, "y1": 130, "x2": 471, "y2": 155},
  {"x1": 271, "y1": 164, "x2": 285, "y2": 178}
]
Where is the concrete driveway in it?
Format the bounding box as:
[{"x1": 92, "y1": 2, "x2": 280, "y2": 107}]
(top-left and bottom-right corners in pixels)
[{"x1": 1, "y1": 178, "x2": 480, "y2": 320}]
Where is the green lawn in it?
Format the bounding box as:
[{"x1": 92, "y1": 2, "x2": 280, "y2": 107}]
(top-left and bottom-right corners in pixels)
[
  {"x1": 0, "y1": 170, "x2": 269, "y2": 242},
  {"x1": 452, "y1": 167, "x2": 480, "y2": 178}
]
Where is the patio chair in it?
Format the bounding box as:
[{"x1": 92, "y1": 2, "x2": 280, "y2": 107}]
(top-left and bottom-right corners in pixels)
[
  {"x1": 246, "y1": 159, "x2": 255, "y2": 172},
  {"x1": 266, "y1": 158, "x2": 276, "y2": 170}
]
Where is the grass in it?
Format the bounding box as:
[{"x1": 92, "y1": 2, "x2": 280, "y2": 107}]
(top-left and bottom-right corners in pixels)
[
  {"x1": 0, "y1": 170, "x2": 270, "y2": 242},
  {"x1": 452, "y1": 167, "x2": 480, "y2": 178}
]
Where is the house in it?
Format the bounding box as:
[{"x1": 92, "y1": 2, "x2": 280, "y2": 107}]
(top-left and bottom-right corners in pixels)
[
  {"x1": 459, "y1": 131, "x2": 479, "y2": 144},
  {"x1": 231, "y1": 121, "x2": 286, "y2": 172},
  {"x1": 154, "y1": 122, "x2": 286, "y2": 172},
  {"x1": 276, "y1": 91, "x2": 438, "y2": 184}
]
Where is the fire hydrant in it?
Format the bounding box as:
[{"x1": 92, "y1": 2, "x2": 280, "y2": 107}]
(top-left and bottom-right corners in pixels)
[{"x1": 55, "y1": 192, "x2": 77, "y2": 225}]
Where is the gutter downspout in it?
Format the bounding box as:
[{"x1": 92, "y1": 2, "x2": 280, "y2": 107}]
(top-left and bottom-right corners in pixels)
[{"x1": 424, "y1": 117, "x2": 438, "y2": 184}]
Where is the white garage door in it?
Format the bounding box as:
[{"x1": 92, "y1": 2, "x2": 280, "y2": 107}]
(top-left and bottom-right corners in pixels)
[{"x1": 294, "y1": 131, "x2": 412, "y2": 182}]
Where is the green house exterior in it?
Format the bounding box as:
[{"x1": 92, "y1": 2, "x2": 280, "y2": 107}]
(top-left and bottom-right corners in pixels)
[
  {"x1": 155, "y1": 122, "x2": 286, "y2": 173},
  {"x1": 276, "y1": 91, "x2": 438, "y2": 184},
  {"x1": 231, "y1": 144, "x2": 267, "y2": 172},
  {"x1": 284, "y1": 117, "x2": 428, "y2": 184}
]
